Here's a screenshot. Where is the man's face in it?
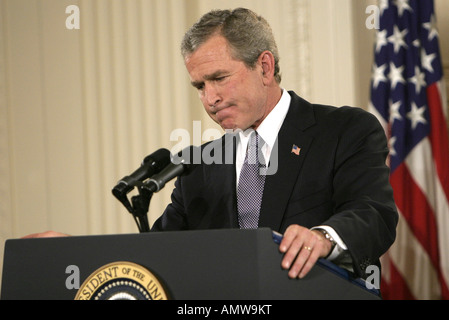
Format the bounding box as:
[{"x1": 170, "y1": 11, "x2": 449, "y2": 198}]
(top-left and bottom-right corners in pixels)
[{"x1": 185, "y1": 35, "x2": 269, "y2": 131}]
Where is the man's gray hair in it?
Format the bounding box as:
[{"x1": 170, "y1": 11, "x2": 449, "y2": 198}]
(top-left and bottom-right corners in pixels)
[{"x1": 181, "y1": 8, "x2": 282, "y2": 84}]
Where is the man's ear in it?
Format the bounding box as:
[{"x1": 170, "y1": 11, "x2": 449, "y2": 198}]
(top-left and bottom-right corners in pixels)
[{"x1": 258, "y1": 51, "x2": 275, "y2": 84}]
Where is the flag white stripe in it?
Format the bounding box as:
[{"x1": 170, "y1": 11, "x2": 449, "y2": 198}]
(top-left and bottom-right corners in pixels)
[{"x1": 437, "y1": 80, "x2": 448, "y2": 119}]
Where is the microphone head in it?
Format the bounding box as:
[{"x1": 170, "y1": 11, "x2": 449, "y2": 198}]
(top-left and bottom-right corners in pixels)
[
  {"x1": 112, "y1": 181, "x2": 132, "y2": 199},
  {"x1": 142, "y1": 148, "x2": 171, "y2": 171},
  {"x1": 112, "y1": 148, "x2": 171, "y2": 198},
  {"x1": 142, "y1": 145, "x2": 200, "y2": 193}
]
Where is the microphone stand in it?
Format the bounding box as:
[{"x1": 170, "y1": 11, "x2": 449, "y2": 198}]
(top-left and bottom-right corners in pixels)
[
  {"x1": 129, "y1": 185, "x2": 153, "y2": 233},
  {"x1": 113, "y1": 183, "x2": 153, "y2": 233},
  {"x1": 125, "y1": 185, "x2": 154, "y2": 233}
]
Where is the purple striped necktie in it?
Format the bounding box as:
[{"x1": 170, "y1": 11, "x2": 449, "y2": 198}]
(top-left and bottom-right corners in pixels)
[{"x1": 237, "y1": 132, "x2": 266, "y2": 229}]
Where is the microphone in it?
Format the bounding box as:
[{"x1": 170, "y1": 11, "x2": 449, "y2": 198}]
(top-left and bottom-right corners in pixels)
[
  {"x1": 112, "y1": 148, "x2": 171, "y2": 200},
  {"x1": 143, "y1": 157, "x2": 190, "y2": 193}
]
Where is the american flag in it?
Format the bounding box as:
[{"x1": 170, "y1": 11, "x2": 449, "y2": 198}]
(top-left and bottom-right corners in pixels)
[
  {"x1": 368, "y1": 0, "x2": 449, "y2": 299},
  {"x1": 291, "y1": 144, "x2": 301, "y2": 156}
]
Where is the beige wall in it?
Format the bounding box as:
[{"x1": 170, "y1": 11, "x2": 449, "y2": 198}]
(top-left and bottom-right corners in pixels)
[{"x1": 1, "y1": 0, "x2": 448, "y2": 283}]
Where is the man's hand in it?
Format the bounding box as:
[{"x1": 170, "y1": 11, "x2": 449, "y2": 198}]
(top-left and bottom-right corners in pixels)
[
  {"x1": 279, "y1": 224, "x2": 333, "y2": 279},
  {"x1": 21, "y1": 231, "x2": 69, "y2": 239}
]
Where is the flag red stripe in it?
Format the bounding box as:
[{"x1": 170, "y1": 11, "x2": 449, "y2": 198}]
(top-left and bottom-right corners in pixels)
[
  {"x1": 426, "y1": 83, "x2": 449, "y2": 201},
  {"x1": 381, "y1": 260, "x2": 415, "y2": 300},
  {"x1": 441, "y1": 273, "x2": 449, "y2": 300}
]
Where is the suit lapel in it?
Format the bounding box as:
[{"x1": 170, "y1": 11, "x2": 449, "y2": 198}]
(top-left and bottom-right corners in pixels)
[
  {"x1": 258, "y1": 92, "x2": 316, "y2": 232},
  {"x1": 203, "y1": 133, "x2": 239, "y2": 228}
]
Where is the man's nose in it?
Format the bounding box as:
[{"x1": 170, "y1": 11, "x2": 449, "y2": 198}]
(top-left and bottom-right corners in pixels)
[{"x1": 204, "y1": 83, "x2": 221, "y2": 107}]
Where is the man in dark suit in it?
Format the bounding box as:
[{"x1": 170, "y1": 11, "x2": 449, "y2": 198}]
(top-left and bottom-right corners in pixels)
[{"x1": 151, "y1": 8, "x2": 398, "y2": 280}]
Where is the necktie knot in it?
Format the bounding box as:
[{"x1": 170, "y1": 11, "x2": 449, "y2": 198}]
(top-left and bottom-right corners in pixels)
[{"x1": 246, "y1": 132, "x2": 265, "y2": 167}]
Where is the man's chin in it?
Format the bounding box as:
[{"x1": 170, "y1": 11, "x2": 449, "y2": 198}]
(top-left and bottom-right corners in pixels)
[
  {"x1": 218, "y1": 120, "x2": 238, "y2": 131},
  {"x1": 221, "y1": 125, "x2": 247, "y2": 133}
]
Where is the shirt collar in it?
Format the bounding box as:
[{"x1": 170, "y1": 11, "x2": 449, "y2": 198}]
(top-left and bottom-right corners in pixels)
[
  {"x1": 256, "y1": 89, "x2": 291, "y2": 153},
  {"x1": 238, "y1": 89, "x2": 291, "y2": 159}
]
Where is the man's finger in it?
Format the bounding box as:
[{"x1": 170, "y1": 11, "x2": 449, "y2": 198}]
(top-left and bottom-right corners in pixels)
[{"x1": 298, "y1": 246, "x2": 321, "y2": 278}]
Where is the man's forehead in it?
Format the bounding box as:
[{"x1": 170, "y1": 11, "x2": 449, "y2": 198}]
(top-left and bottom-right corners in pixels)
[
  {"x1": 187, "y1": 40, "x2": 229, "y2": 61},
  {"x1": 185, "y1": 38, "x2": 242, "y2": 80}
]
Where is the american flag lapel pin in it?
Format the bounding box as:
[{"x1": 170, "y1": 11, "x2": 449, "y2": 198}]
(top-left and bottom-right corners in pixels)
[{"x1": 291, "y1": 144, "x2": 301, "y2": 156}]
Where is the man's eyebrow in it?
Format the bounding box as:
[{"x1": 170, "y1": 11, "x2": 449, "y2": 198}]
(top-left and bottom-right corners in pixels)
[
  {"x1": 191, "y1": 80, "x2": 204, "y2": 88},
  {"x1": 190, "y1": 70, "x2": 228, "y2": 87}
]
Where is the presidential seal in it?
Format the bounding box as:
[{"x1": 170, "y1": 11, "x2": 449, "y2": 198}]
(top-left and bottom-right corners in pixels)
[{"x1": 74, "y1": 261, "x2": 169, "y2": 300}]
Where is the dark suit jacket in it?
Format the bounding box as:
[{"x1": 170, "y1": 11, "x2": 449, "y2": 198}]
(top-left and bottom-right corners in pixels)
[{"x1": 151, "y1": 91, "x2": 398, "y2": 277}]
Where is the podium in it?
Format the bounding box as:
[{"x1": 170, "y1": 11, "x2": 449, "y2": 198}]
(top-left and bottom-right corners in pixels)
[{"x1": 1, "y1": 228, "x2": 380, "y2": 300}]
